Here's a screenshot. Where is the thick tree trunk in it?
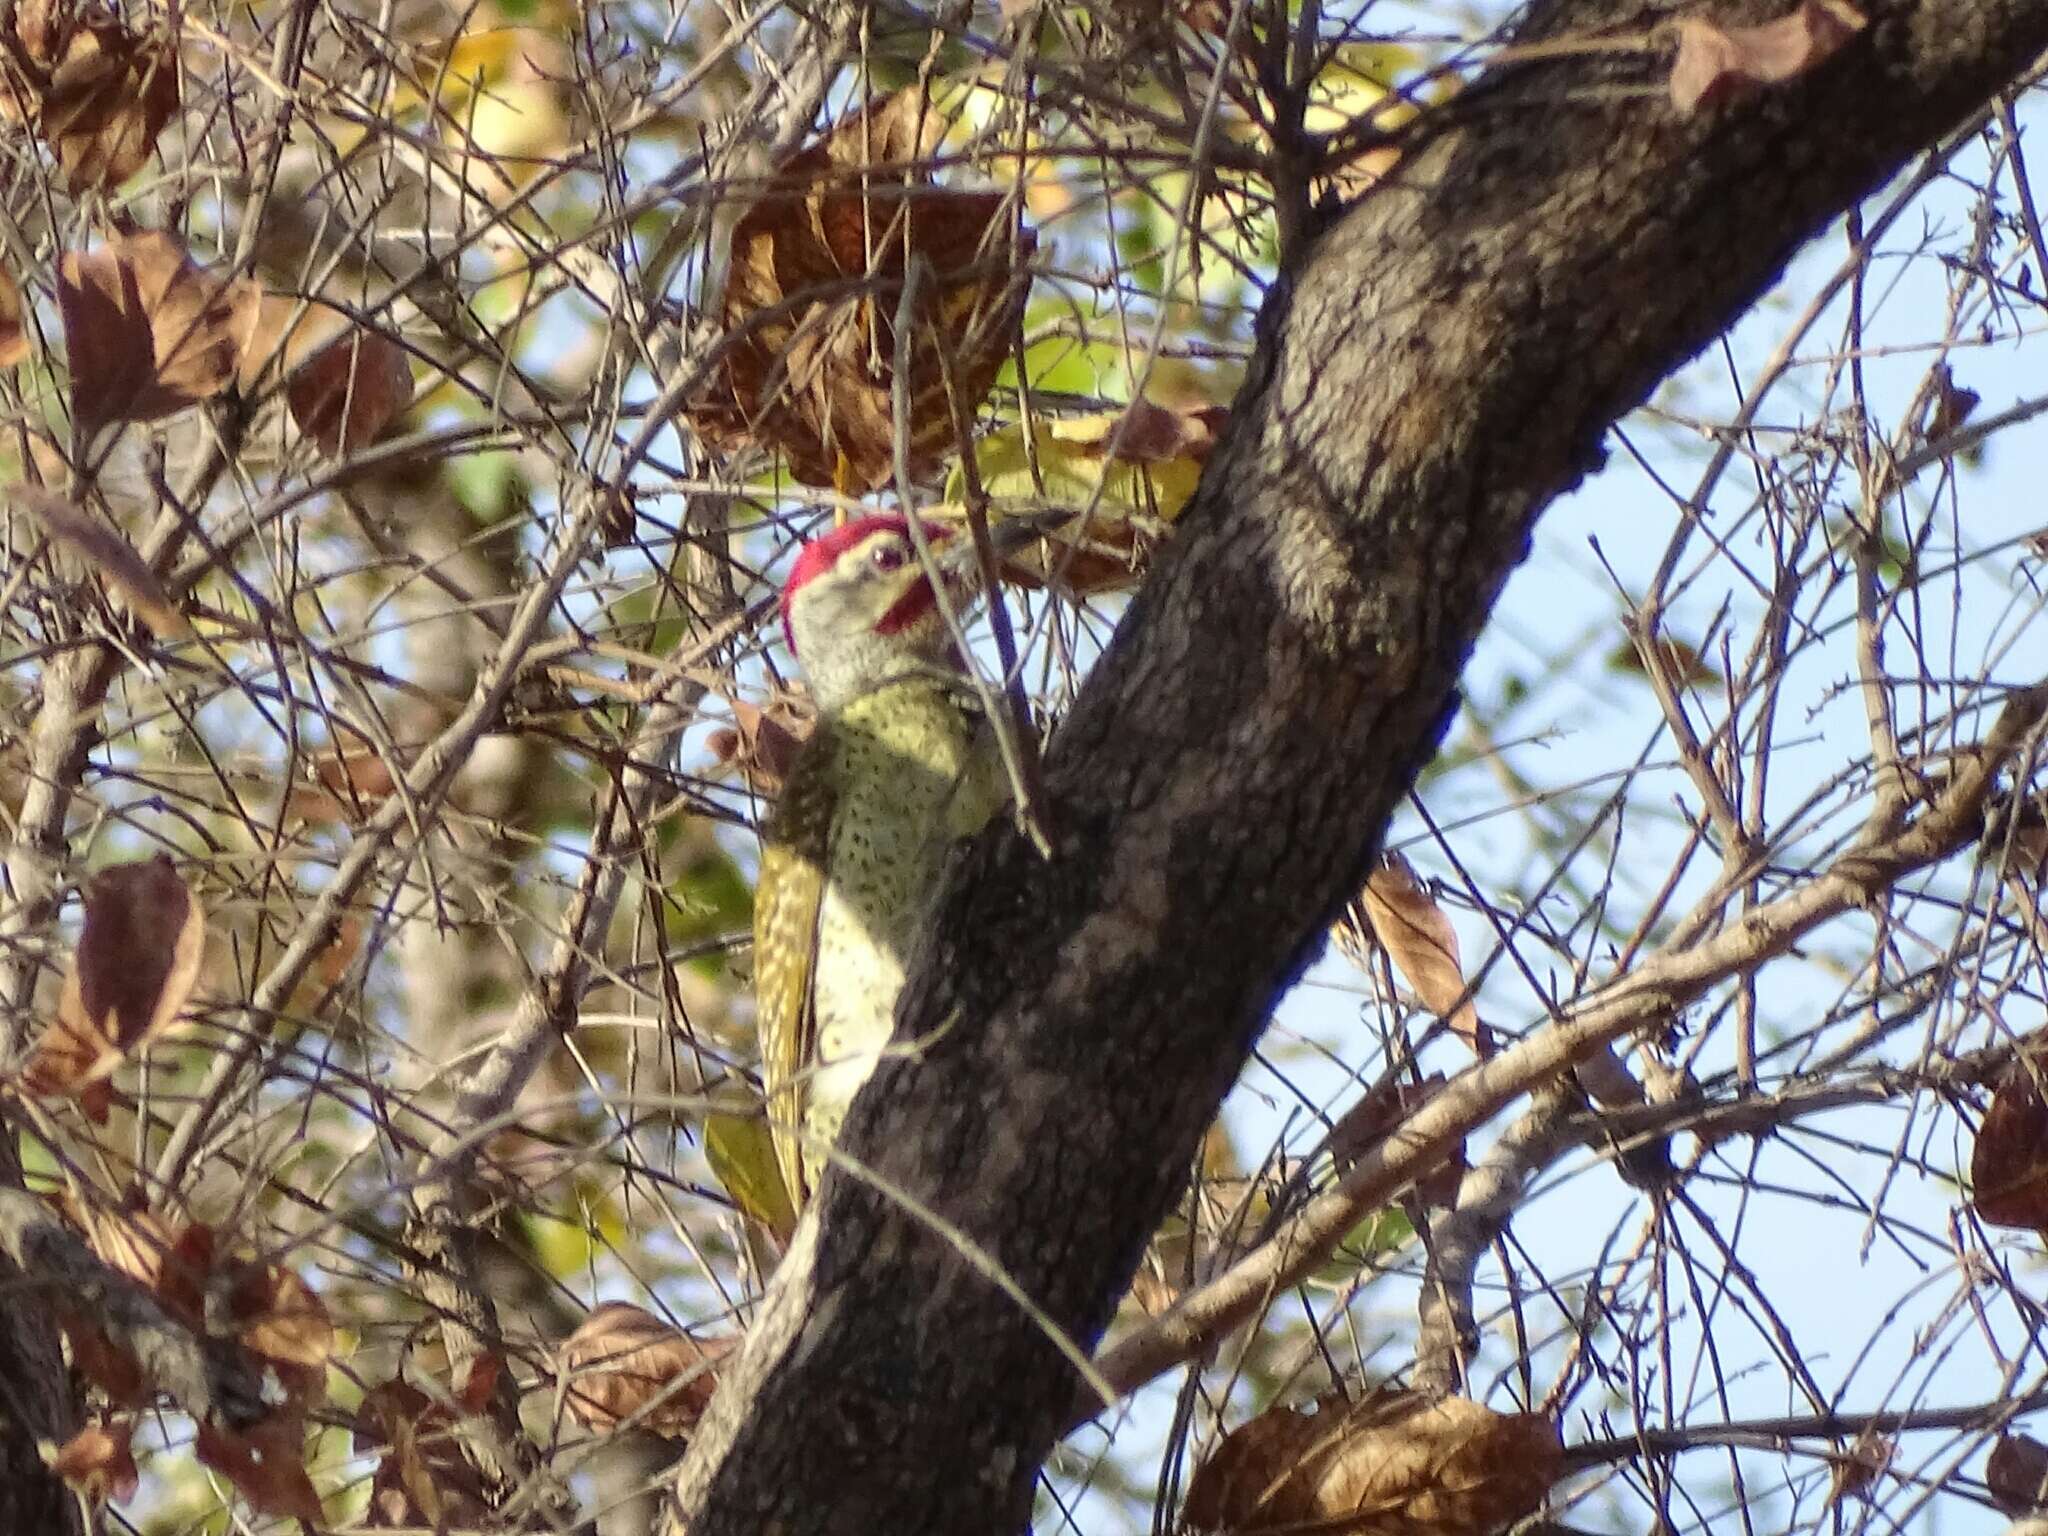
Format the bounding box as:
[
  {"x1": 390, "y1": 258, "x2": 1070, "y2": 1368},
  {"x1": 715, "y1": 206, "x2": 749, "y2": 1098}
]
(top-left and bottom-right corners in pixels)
[{"x1": 673, "y1": 1, "x2": 2048, "y2": 1531}]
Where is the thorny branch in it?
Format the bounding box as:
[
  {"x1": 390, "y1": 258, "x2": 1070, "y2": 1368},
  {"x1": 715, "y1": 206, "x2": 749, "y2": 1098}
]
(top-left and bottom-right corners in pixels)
[
  {"x1": 0, "y1": 0, "x2": 2041, "y2": 1527},
  {"x1": 1093, "y1": 680, "x2": 2048, "y2": 1408},
  {"x1": 0, "y1": 1189, "x2": 265, "y2": 1429}
]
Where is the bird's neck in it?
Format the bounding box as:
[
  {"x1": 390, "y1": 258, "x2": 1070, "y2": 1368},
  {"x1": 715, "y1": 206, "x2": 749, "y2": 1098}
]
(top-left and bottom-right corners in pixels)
[{"x1": 805, "y1": 636, "x2": 965, "y2": 715}]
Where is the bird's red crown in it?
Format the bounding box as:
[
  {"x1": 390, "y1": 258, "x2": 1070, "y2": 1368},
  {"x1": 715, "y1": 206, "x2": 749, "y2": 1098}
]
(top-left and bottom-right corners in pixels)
[{"x1": 780, "y1": 515, "x2": 952, "y2": 654}]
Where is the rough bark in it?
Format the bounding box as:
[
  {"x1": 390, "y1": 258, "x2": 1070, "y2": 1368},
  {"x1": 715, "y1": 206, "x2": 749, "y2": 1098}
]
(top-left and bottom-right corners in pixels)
[
  {"x1": 674, "y1": 1, "x2": 2048, "y2": 1531},
  {"x1": 0, "y1": 1152, "x2": 80, "y2": 1536}
]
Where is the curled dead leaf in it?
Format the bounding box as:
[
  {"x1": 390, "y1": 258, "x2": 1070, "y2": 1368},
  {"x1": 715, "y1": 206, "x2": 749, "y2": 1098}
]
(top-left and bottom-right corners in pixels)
[
  {"x1": 286, "y1": 329, "x2": 414, "y2": 456},
  {"x1": 5, "y1": 0, "x2": 59, "y2": 68},
  {"x1": 1669, "y1": 0, "x2": 1867, "y2": 116},
  {"x1": 1056, "y1": 397, "x2": 1226, "y2": 464},
  {"x1": 1828, "y1": 1428, "x2": 1892, "y2": 1504},
  {"x1": 9, "y1": 486, "x2": 190, "y2": 638},
  {"x1": 557, "y1": 1302, "x2": 730, "y2": 1439},
  {"x1": 22, "y1": 854, "x2": 206, "y2": 1109},
  {"x1": 68, "y1": 1195, "x2": 210, "y2": 1324},
  {"x1": 1990, "y1": 1433, "x2": 2048, "y2": 1515},
  {"x1": 1343, "y1": 853, "x2": 1490, "y2": 1055},
  {"x1": 195, "y1": 1417, "x2": 323, "y2": 1525},
  {"x1": 58, "y1": 232, "x2": 254, "y2": 424},
  {"x1": 52, "y1": 1304, "x2": 149, "y2": 1404},
  {"x1": 1971, "y1": 1044, "x2": 2048, "y2": 1231},
  {"x1": 352, "y1": 1358, "x2": 502, "y2": 1528},
  {"x1": 40, "y1": 16, "x2": 179, "y2": 190},
  {"x1": 48, "y1": 1417, "x2": 138, "y2": 1504},
  {"x1": 61, "y1": 1194, "x2": 328, "y2": 1400},
  {"x1": 1926, "y1": 363, "x2": 1981, "y2": 443},
  {"x1": 688, "y1": 88, "x2": 1034, "y2": 490},
  {"x1": 3, "y1": 2, "x2": 179, "y2": 190},
  {"x1": 1183, "y1": 1390, "x2": 1562, "y2": 1536},
  {"x1": 232, "y1": 291, "x2": 350, "y2": 390},
  {"x1": 706, "y1": 696, "x2": 814, "y2": 796},
  {"x1": 286, "y1": 748, "x2": 400, "y2": 823},
  {"x1": 229, "y1": 1259, "x2": 335, "y2": 1397},
  {"x1": 0, "y1": 267, "x2": 27, "y2": 368}
]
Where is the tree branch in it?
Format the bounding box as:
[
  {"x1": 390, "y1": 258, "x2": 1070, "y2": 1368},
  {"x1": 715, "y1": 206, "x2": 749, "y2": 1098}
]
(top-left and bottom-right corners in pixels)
[
  {"x1": 1096, "y1": 679, "x2": 2048, "y2": 1404},
  {"x1": 0, "y1": 1189, "x2": 266, "y2": 1430},
  {"x1": 672, "y1": 1, "x2": 2048, "y2": 1530}
]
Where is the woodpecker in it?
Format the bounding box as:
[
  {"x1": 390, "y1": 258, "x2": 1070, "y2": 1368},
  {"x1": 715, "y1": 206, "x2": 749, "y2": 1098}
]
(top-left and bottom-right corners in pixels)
[{"x1": 753, "y1": 513, "x2": 1037, "y2": 1223}]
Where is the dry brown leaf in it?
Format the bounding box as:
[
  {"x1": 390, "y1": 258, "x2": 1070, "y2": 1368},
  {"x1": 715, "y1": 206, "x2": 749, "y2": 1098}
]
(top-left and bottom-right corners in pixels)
[
  {"x1": 52, "y1": 1305, "x2": 148, "y2": 1404},
  {"x1": 58, "y1": 232, "x2": 254, "y2": 425},
  {"x1": 70, "y1": 1196, "x2": 210, "y2": 1325},
  {"x1": 1183, "y1": 1390, "x2": 1562, "y2": 1536},
  {"x1": 1829, "y1": 1428, "x2": 1892, "y2": 1504},
  {"x1": 75, "y1": 1197, "x2": 180, "y2": 1289},
  {"x1": 232, "y1": 291, "x2": 351, "y2": 390},
  {"x1": 6, "y1": 0, "x2": 60, "y2": 68},
  {"x1": 1054, "y1": 398, "x2": 1227, "y2": 464},
  {"x1": 39, "y1": 16, "x2": 180, "y2": 190},
  {"x1": 72, "y1": 1196, "x2": 330, "y2": 1403},
  {"x1": 1971, "y1": 1045, "x2": 2048, "y2": 1230},
  {"x1": 10, "y1": 486, "x2": 189, "y2": 638},
  {"x1": 688, "y1": 88, "x2": 1034, "y2": 489},
  {"x1": 1326, "y1": 1073, "x2": 1465, "y2": 1206},
  {"x1": 48, "y1": 1417, "x2": 138, "y2": 1503},
  {"x1": 1356, "y1": 853, "x2": 1489, "y2": 1054},
  {"x1": 966, "y1": 400, "x2": 1226, "y2": 593},
  {"x1": 229, "y1": 1259, "x2": 335, "y2": 1397},
  {"x1": 557, "y1": 1302, "x2": 730, "y2": 1439},
  {"x1": 1989, "y1": 1433, "x2": 2048, "y2": 1514},
  {"x1": 66, "y1": 854, "x2": 204, "y2": 1050},
  {"x1": 286, "y1": 748, "x2": 400, "y2": 823},
  {"x1": 22, "y1": 855, "x2": 205, "y2": 1111},
  {"x1": 706, "y1": 696, "x2": 814, "y2": 795},
  {"x1": 1926, "y1": 363, "x2": 1980, "y2": 442},
  {"x1": 352, "y1": 1377, "x2": 433, "y2": 1454},
  {"x1": 1669, "y1": 0, "x2": 1867, "y2": 116},
  {"x1": 26, "y1": 856, "x2": 204, "y2": 1103},
  {"x1": 353, "y1": 1364, "x2": 498, "y2": 1528},
  {"x1": 286, "y1": 329, "x2": 414, "y2": 456},
  {"x1": 195, "y1": 1417, "x2": 323, "y2": 1525},
  {"x1": 0, "y1": 267, "x2": 28, "y2": 368},
  {"x1": 2, "y1": 3, "x2": 179, "y2": 189},
  {"x1": 456, "y1": 1351, "x2": 504, "y2": 1413}
]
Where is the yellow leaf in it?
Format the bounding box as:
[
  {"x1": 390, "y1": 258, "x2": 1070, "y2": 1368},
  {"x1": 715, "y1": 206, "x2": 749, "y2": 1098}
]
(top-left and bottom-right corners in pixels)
[{"x1": 947, "y1": 399, "x2": 1222, "y2": 593}]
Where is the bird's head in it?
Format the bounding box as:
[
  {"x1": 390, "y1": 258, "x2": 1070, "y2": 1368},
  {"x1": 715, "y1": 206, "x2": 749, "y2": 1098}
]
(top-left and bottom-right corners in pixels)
[{"x1": 779, "y1": 515, "x2": 978, "y2": 710}]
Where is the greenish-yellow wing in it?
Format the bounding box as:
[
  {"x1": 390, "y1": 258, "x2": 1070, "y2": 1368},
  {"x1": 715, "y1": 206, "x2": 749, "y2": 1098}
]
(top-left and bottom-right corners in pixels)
[
  {"x1": 945, "y1": 706, "x2": 1014, "y2": 841},
  {"x1": 753, "y1": 745, "x2": 836, "y2": 1227}
]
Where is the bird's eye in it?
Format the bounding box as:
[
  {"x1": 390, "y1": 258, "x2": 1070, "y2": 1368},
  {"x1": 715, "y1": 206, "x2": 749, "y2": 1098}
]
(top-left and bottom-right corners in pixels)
[{"x1": 870, "y1": 540, "x2": 908, "y2": 572}]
